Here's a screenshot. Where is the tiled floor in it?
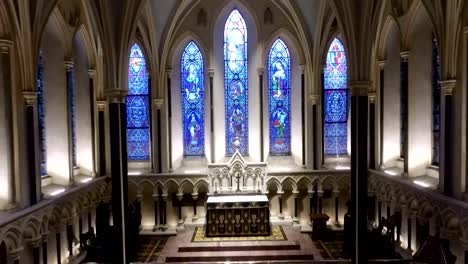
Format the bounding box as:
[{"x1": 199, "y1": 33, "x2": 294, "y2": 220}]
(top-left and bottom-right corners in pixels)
[{"x1": 156, "y1": 226, "x2": 324, "y2": 263}]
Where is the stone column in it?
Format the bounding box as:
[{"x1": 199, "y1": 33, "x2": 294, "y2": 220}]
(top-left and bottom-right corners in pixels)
[
  {"x1": 277, "y1": 191, "x2": 284, "y2": 219},
  {"x1": 23, "y1": 91, "x2": 40, "y2": 206},
  {"x1": 136, "y1": 194, "x2": 143, "y2": 230},
  {"x1": 8, "y1": 247, "x2": 22, "y2": 264},
  {"x1": 310, "y1": 94, "x2": 319, "y2": 169},
  {"x1": 56, "y1": 229, "x2": 62, "y2": 264},
  {"x1": 333, "y1": 190, "x2": 340, "y2": 225},
  {"x1": 162, "y1": 194, "x2": 168, "y2": 229},
  {"x1": 65, "y1": 61, "x2": 76, "y2": 185},
  {"x1": 177, "y1": 193, "x2": 184, "y2": 225},
  {"x1": 300, "y1": 65, "x2": 306, "y2": 167},
  {"x1": 440, "y1": 80, "x2": 456, "y2": 196},
  {"x1": 106, "y1": 89, "x2": 129, "y2": 263},
  {"x1": 318, "y1": 190, "x2": 323, "y2": 214},
  {"x1": 152, "y1": 193, "x2": 158, "y2": 231},
  {"x1": 166, "y1": 70, "x2": 173, "y2": 172},
  {"x1": 258, "y1": 67, "x2": 265, "y2": 162},
  {"x1": 369, "y1": 92, "x2": 377, "y2": 169},
  {"x1": 192, "y1": 193, "x2": 198, "y2": 221},
  {"x1": 208, "y1": 69, "x2": 215, "y2": 163},
  {"x1": 96, "y1": 101, "x2": 107, "y2": 176},
  {"x1": 152, "y1": 99, "x2": 164, "y2": 173},
  {"x1": 400, "y1": 52, "x2": 410, "y2": 175},
  {"x1": 0, "y1": 40, "x2": 16, "y2": 208},
  {"x1": 27, "y1": 237, "x2": 42, "y2": 264},
  {"x1": 42, "y1": 233, "x2": 49, "y2": 264},
  {"x1": 66, "y1": 223, "x2": 73, "y2": 257},
  {"x1": 292, "y1": 191, "x2": 299, "y2": 223},
  {"x1": 88, "y1": 70, "x2": 97, "y2": 177},
  {"x1": 377, "y1": 60, "x2": 387, "y2": 169},
  {"x1": 350, "y1": 81, "x2": 369, "y2": 262},
  {"x1": 308, "y1": 191, "x2": 313, "y2": 224}
]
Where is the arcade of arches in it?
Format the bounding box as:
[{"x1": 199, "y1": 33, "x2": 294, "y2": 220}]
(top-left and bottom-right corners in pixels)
[{"x1": 0, "y1": 0, "x2": 467, "y2": 263}]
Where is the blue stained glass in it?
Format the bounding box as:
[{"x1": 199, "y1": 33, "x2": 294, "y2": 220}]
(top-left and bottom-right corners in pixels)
[
  {"x1": 69, "y1": 67, "x2": 77, "y2": 167},
  {"x1": 181, "y1": 41, "x2": 205, "y2": 156},
  {"x1": 432, "y1": 36, "x2": 440, "y2": 165},
  {"x1": 268, "y1": 39, "x2": 291, "y2": 155},
  {"x1": 37, "y1": 50, "x2": 47, "y2": 176},
  {"x1": 127, "y1": 43, "x2": 150, "y2": 160},
  {"x1": 224, "y1": 9, "x2": 248, "y2": 155},
  {"x1": 324, "y1": 38, "x2": 348, "y2": 156}
]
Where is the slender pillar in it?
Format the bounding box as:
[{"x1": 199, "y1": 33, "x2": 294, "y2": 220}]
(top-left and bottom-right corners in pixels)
[
  {"x1": 440, "y1": 80, "x2": 456, "y2": 196},
  {"x1": 313, "y1": 187, "x2": 318, "y2": 214},
  {"x1": 56, "y1": 231, "x2": 61, "y2": 264},
  {"x1": 166, "y1": 70, "x2": 173, "y2": 172},
  {"x1": 400, "y1": 52, "x2": 409, "y2": 175},
  {"x1": 192, "y1": 193, "x2": 198, "y2": 221},
  {"x1": 107, "y1": 90, "x2": 129, "y2": 264},
  {"x1": 277, "y1": 191, "x2": 284, "y2": 218},
  {"x1": 23, "y1": 92, "x2": 40, "y2": 206},
  {"x1": 292, "y1": 191, "x2": 299, "y2": 223},
  {"x1": 97, "y1": 101, "x2": 107, "y2": 176},
  {"x1": 258, "y1": 67, "x2": 265, "y2": 162},
  {"x1": 177, "y1": 193, "x2": 184, "y2": 224},
  {"x1": 378, "y1": 61, "x2": 386, "y2": 168},
  {"x1": 334, "y1": 190, "x2": 340, "y2": 224},
  {"x1": 350, "y1": 81, "x2": 369, "y2": 263},
  {"x1": 320, "y1": 66, "x2": 325, "y2": 165},
  {"x1": 65, "y1": 61, "x2": 76, "y2": 185},
  {"x1": 300, "y1": 66, "x2": 306, "y2": 167},
  {"x1": 407, "y1": 217, "x2": 412, "y2": 251},
  {"x1": 162, "y1": 194, "x2": 168, "y2": 228},
  {"x1": 310, "y1": 95, "x2": 319, "y2": 169},
  {"x1": 152, "y1": 194, "x2": 158, "y2": 231},
  {"x1": 0, "y1": 41, "x2": 16, "y2": 208},
  {"x1": 386, "y1": 203, "x2": 391, "y2": 218},
  {"x1": 308, "y1": 191, "x2": 313, "y2": 217},
  {"x1": 88, "y1": 70, "x2": 97, "y2": 176},
  {"x1": 29, "y1": 238, "x2": 41, "y2": 264},
  {"x1": 42, "y1": 233, "x2": 49, "y2": 264},
  {"x1": 369, "y1": 93, "x2": 376, "y2": 169},
  {"x1": 66, "y1": 224, "x2": 73, "y2": 257},
  {"x1": 153, "y1": 99, "x2": 163, "y2": 173},
  {"x1": 208, "y1": 69, "x2": 215, "y2": 163},
  {"x1": 9, "y1": 248, "x2": 22, "y2": 264},
  {"x1": 318, "y1": 190, "x2": 323, "y2": 214}
]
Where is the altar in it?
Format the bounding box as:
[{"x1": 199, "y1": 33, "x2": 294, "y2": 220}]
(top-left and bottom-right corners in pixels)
[{"x1": 206, "y1": 195, "x2": 270, "y2": 237}]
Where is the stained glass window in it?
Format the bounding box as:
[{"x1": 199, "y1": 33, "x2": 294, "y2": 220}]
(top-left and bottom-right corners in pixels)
[
  {"x1": 37, "y1": 50, "x2": 47, "y2": 176},
  {"x1": 68, "y1": 67, "x2": 77, "y2": 167},
  {"x1": 432, "y1": 36, "x2": 440, "y2": 166},
  {"x1": 324, "y1": 38, "x2": 348, "y2": 156},
  {"x1": 181, "y1": 41, "x2": 205, "y2": 156},
  {"x1": 224, "y1": 9, "x2": 248, "y2": 155},
  {"x1": 268, "y1": 39, "x2": 291, "y2": 155},
  {"x1": 127, "y1": 43, "x2": 150, "y2": 160}
]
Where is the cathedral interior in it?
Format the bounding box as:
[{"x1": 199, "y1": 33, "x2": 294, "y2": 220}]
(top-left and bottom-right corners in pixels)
[{"x1": 0, "y1": 0, "x2": 468, "y2": 263}]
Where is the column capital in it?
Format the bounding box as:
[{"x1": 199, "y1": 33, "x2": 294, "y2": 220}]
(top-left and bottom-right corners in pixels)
[
  {"x1": 191, "y1": 192, "x2": 199, "y2": 200},
  {"x1": 299, "y1": 65, "x2": 305, "y2": 73},
  {"x1": 317, "y1": 190, "x2": 324, "y2": 197},
  {"x1": 96, "y1": 100, "x2": 106, "y2": 111},
  {"x1": 464, "y1": 26, "x2": 468, "y2": 34},
  {"x1": 439, "y1": 79, "x2": 456, "y2": 96},
  {"x1": 277, "y1": 191, "x2": 284, "y2": 197},
  {"x1": 349, "y1": 81, "x2": 371, "y2": 96},
  {"x1": 308, "y1": 191, "x2": 314, "y2": 198},
  {"x1": 105, "y1": 89, "x2": 127, "y2": 104},
  {"x1": 166, "y1": 68, "x2": 173, "y2": 76},
  {"x1": 208, "y1": 68, "x2": 215, "y2": 77},
  {"x1": 153, "y1": 98, "x2": 164, "y2": 109},
  {"x1": 0, "y1": 39, "x2": 13, "y2": 54},
  {"x1": 257, "y1": 67, "x2": 265, "y2": 75},
  {"x1": 321, "y1": 64, "x2": 326, "y2": 73},
  {"x1": 161, "y1": 193, "x2": 168, "y2": 201},
  {"x1": 88, "y1": 69, "x2": 97, "y2": 78},
  {"x1": 377, "y1": 60, "x2": 387, "y2": 69},
  {"x1": 64, "y1": 61, "x2": 74, "y2": 71},
  {"x1": 26, "y1": 236, "x2": 43, "y2": 248},
  {"x1": 23, "y1": 91, "x2": 38, "y2": 105},
  {"x1": 400, "y1": 51, "x2": 410, "y2": 61},
  {"x1": 152, "y1": 194, "x2": 159, "y2": 201},
  {"x1": 292, "y1": 191, "x2": 299, "y2": 198},
  {"x1": 368, "y1": 92, "x2": 377, "y2": 103},
  {"x1": 42, "y1": 232, "x2": 50, "y2": 242},
  {"x1": 136, "y1": 194, "x2": 143, "y2": 202},
  {"x1": 176, "y1": 192, "x2": 184, "y2": 201},
  {"x1": 8, "y1": 246, "x2": 24, "y2": 261},
  {"x1": 308, "y1": 94, "x2": 319, "y2": 105}
]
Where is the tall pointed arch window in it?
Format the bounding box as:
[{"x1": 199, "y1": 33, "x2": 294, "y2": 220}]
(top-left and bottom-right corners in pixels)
[
  {"x1": 224, "y1": 9, "x2": 248, "y2": 155},
  {"x1": 268, "y1": 39, "x2": 291, "y2": 155},
  {"x1": 324, "y1": 38, "x2": 348, "y2": 156},
  {"x1": 127, "y1": 43, "x2": 150, "y2": 160},
  {"x1": 431, "y1": 36, "x2": 440, "y2": 166},
  {"x1": 181, "y1": 41, "x2": 205, "y2": 156},
  {"x1": 37, "y1": 50, "x2": 47, "y2": 176}
]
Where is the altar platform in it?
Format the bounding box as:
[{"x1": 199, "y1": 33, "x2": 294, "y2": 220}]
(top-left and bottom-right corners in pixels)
[
  {"x1": 155, "y1": 225, "x2": 323, "y2": 263},
  {"x1": 206, "y1": 194, "x2": 270, "y2": 237}
]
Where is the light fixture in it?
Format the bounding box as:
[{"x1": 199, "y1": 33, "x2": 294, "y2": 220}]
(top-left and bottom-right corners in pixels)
[
  {"x1": 384, "y1": 169, "x2": 398, "y2": 176},
  {"x1": 184, "y1": 170, "x2": 201, "y2": 174},
  {"x1": 335, "y1": 165, "x2": 350, "y2": 170},
  {"x1": 128, "y1": 171, "x2": 142, "y2": 176},
  {"x1": 81, "y1": 177, "x2": 92, "y2": 183},
  {"x1": 50, "y1": 188, "x2": 66, "y2": 196},
  {"x1": 413, "y1": 180, "x2": 430, "y2": 188}
]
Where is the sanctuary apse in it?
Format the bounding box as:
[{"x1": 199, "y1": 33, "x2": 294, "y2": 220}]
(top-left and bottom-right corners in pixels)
[{"x1": 0, "y1": 0, "x2": 468, "y2": 264}]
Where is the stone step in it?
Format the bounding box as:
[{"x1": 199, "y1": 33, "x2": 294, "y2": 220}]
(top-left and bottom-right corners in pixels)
[
  {"x1": 165, "y1": 254, "x2": 315, "y2": 262},
  {"x1": 178, "y1": 244, "x2": 301, "y2": 252}
]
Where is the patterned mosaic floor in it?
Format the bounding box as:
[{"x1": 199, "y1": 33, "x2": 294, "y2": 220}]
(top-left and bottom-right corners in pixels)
[
  {"x1": 192, "y1": 225, "x2": 287, "y2": 242},
  {"x1": 135, "y1": 236, "x2": 169, "y2": 263}
]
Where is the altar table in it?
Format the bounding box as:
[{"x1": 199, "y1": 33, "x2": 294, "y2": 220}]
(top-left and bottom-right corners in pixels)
[{"x1": 206, "y1": 195, "x2": 270, "y2": 237}]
